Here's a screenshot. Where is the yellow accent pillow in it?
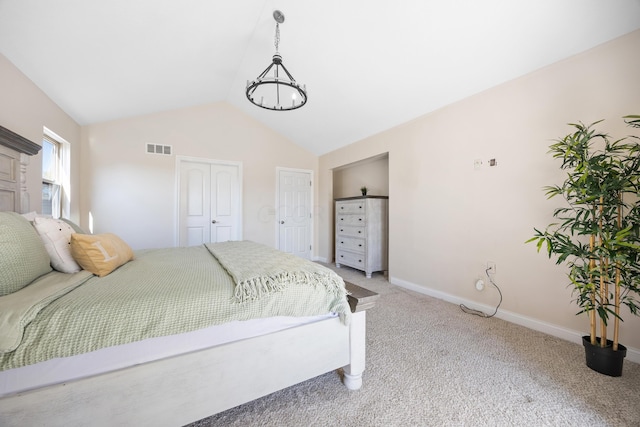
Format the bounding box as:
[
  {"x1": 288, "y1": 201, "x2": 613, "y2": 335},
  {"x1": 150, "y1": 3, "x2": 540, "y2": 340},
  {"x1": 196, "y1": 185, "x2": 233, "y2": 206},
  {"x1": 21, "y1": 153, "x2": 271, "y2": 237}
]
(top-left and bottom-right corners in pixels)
[{"x1": 70, "y1": 233, "x2": 134, "y2": 277}]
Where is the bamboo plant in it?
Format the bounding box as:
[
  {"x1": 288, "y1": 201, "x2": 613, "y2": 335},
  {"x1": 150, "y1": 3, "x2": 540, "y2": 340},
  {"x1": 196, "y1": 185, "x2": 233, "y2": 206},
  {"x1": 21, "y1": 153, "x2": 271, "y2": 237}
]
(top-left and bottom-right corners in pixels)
[{"x1": 528, "y1": 116, "x2": 640, "y2": 350}]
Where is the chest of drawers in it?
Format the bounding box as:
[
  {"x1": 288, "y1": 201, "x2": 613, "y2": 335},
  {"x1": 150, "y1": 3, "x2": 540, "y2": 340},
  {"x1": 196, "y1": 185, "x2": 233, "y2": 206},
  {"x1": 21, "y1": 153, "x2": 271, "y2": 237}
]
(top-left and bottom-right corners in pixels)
[{"x1": 335, "y1": 196, "x2": 388, "y2": 278}]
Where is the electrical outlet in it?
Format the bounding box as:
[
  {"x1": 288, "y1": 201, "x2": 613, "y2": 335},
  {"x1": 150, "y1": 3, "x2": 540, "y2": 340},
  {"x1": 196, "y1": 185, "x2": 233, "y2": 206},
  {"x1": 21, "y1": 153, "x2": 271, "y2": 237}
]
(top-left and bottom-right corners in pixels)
[{"x1": 487, "y1": 261, "x2": 496, "y2": 274}]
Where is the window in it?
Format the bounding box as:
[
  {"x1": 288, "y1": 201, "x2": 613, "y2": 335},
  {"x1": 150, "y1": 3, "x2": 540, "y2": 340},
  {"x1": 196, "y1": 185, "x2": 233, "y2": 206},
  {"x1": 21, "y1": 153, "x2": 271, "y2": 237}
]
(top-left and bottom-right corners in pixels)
[{"x1": 41, "y1": 132, "x2": 68, "y2": 218}]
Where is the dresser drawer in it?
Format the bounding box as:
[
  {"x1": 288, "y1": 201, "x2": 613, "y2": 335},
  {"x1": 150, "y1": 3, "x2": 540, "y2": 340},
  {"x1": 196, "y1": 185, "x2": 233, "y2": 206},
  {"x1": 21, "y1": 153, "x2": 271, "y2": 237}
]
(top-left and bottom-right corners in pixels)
[
  {"x1": 336, "y1": 224, "x2": 365, "y2": 238},
  {"x1": 336, "y1": 201, "x2": 365, "y2": 214},
  {"x1": 336, "y1": 214, "x2": 365, "y2": 226},
  {"x1": 336, "y1": 250, "x2": 365, "y2": 269},
  {"x1": 336, "y1": 236, "x2": 365, "y2": 253}
]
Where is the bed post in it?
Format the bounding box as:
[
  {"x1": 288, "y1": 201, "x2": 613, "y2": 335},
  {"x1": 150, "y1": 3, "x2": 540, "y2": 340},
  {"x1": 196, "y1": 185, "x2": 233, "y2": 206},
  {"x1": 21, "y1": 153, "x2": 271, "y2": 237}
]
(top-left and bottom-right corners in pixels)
[
  {"x1": 343, "y1": 281, "x2": 379, "y2": 390},
  {"x1": 343, "y1": 310, "x2": 366, "y2": 390}
]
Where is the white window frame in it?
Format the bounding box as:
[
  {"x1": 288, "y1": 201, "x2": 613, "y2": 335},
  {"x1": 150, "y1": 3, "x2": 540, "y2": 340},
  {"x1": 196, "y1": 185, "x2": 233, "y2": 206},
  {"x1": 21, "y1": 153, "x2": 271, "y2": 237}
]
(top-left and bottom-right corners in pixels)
[{"x1": 42, "y1": 128, "x2": 70, "y2": 218}]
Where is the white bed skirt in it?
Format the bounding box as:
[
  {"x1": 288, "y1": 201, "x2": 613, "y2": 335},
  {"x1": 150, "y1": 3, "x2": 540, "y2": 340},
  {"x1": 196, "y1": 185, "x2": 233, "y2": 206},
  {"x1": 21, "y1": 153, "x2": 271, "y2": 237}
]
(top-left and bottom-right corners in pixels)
[{"x1": 0, "y1": 313, "x2": 335, "y2": 397}]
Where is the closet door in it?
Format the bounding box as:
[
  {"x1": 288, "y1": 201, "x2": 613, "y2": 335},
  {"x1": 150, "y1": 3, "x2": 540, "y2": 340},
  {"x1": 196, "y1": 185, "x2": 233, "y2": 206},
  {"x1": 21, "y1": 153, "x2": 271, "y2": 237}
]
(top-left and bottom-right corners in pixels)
[{"x1": 178, "y1": 158, "x2": 241, "y2": 246}]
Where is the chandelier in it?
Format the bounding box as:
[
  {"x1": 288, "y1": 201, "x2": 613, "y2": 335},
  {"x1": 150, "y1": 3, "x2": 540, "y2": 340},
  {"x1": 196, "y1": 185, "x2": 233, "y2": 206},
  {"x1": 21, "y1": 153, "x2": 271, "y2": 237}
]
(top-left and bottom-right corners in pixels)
[{"x1": 246, "y1": 10, "x2": 307, "y2": 111}]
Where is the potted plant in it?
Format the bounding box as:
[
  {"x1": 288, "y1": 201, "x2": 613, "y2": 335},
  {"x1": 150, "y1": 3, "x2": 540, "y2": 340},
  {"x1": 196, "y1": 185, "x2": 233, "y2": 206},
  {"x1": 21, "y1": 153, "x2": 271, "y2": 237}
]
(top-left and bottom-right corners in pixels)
[
  {"x1": 360, "y1": 186, "x2": 368, "y2": 196},
  {"x1": 527, "y1": 115, "x2": 640, "y2": 376}
]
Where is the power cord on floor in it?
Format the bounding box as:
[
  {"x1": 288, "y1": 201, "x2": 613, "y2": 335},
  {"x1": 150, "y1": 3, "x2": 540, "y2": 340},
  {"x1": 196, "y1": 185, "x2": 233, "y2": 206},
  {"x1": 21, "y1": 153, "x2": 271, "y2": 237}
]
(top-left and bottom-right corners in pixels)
[{"x1": 460, "y1": 267, "x2": 503, "y2": 318}]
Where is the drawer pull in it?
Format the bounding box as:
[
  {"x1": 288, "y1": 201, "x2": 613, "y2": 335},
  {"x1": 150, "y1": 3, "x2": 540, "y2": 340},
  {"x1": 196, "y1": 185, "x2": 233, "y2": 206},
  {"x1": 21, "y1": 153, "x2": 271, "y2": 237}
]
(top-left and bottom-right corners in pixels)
[
  {"x1": 358, "y1": 230, "x2": 362, "y2": 234},
  {"x1": 340, "y1": 229, "x2": 344, "y2": 232},
  {"x1": 358, "y1": 244, "x2": 362, "y2": 247},
  {"x1": 359, "y1": 218, "x2": 362, "y2": 221}
]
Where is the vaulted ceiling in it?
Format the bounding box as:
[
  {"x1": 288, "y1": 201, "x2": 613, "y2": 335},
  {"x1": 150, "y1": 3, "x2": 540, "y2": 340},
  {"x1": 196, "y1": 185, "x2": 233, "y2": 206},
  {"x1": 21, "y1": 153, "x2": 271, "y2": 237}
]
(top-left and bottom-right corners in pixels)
[{"x1": 1, "y1": 1, "x2": 639, "y2": 155}]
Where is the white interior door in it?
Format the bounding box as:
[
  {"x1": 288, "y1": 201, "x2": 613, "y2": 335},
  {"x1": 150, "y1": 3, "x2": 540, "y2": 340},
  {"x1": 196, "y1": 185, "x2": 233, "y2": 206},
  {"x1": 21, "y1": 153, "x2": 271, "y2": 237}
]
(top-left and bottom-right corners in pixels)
[
  {"x1": 209, "y1": 163, "x2": 240, "y2": 243},
  {"x1": 178, "y1": 158, "x2": 242, "y2": 246},
  {"x1": 277, "y1": 168, "x2": 312, "y2": 259}
]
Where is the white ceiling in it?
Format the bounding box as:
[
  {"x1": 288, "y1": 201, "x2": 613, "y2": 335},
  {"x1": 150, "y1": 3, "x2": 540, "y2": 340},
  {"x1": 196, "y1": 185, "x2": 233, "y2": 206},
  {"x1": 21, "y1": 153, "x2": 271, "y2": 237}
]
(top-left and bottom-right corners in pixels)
[{"x1": 1, "y1": 1, "x2": 639, "y2": 155}]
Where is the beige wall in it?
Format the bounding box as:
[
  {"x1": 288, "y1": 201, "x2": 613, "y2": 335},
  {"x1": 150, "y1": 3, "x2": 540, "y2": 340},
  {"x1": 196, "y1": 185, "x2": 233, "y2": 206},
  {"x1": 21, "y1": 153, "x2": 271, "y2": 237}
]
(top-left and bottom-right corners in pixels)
[
  {"x1": 1, "y1": 51, "x2": 319, "y2": 252},
  {"x1": 0, "y1": 54, "x2": 82, "y2": 219},
  {"x1": 80, "y1": 102, "x2": 318, "y2": 250},
  {"x1": 320, "y1": 30, "x2": 640, "y2": 353},
  {"x1": 333, "y1": 154, "x2": 389, "y2": 199}
]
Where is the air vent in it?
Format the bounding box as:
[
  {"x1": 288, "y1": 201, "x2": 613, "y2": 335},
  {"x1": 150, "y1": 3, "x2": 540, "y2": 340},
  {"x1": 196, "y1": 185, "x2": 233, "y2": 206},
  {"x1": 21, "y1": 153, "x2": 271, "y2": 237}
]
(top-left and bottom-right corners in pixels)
[{"x1": 146, "y1": 143, "x2": 172, "y2": 156}]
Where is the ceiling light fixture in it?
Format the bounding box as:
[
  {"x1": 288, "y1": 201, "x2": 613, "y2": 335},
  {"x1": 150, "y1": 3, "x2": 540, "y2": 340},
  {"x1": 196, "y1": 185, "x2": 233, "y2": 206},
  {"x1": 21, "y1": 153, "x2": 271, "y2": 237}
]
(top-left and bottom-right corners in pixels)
[{"x1": 246, "y1": 10, "x2": 307, "y2": 111}]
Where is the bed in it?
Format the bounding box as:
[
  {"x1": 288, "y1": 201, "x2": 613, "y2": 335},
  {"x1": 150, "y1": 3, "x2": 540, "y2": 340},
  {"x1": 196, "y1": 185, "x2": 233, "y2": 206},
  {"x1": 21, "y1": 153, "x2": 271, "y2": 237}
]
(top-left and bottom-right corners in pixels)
[{"x1": 0, "y1": 208, "x2": 375, "y2": 425}]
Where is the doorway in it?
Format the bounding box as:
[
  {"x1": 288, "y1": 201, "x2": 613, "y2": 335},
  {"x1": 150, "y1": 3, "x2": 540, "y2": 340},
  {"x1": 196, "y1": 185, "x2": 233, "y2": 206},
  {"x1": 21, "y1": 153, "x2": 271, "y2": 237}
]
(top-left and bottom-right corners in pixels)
[
  {"x1": 177, "y1": 156, "x2": 242, "y2": 246},
  {"x1": 277, "y1": 167, "x2": 312, "y2": 259}
]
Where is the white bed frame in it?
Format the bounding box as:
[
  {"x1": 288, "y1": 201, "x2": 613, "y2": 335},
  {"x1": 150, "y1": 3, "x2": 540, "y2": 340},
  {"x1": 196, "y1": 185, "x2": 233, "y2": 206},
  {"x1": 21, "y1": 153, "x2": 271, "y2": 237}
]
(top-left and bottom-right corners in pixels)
[
  {"x1": 0, "y1": 307, "x2": 370, "y2": 426},
  {"x1": 0, "y1": 131, "x2": 378, "y2": 426}
]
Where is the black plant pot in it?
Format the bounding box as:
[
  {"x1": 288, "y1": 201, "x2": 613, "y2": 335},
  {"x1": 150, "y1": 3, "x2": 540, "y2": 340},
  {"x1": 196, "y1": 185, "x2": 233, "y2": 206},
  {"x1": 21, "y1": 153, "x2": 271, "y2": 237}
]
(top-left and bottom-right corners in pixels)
[{"x1": 582, "y1": 336, "x2": 627, "y2": 377}]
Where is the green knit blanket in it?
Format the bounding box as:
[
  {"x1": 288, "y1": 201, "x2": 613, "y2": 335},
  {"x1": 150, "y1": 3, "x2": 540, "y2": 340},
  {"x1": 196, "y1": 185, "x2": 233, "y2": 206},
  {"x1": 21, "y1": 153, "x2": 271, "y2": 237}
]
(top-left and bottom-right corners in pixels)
[
  {"x1": 206, "y1": 241, "x2": 348, "y2": 305},
  {"x1": 0, "y1": 270, "x2": 93, "y2": 352}
]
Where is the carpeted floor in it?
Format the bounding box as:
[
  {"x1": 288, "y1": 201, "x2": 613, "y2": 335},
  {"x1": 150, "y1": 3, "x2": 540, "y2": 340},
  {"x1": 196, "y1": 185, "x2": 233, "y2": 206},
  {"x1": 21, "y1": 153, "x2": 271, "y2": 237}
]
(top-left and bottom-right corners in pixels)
[{"x1": 188, "y1": 264, "x2": 640, "y2": 427}]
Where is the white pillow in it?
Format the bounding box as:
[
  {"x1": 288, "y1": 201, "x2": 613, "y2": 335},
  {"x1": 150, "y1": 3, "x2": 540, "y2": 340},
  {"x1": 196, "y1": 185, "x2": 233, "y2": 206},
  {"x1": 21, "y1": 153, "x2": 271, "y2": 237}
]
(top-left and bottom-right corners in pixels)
[
  {"x1": 33, "y1": 217, "x2": 81, "y2": 273},
  {"x1": 21, "y1": 211, "x2": 52, "y2": 222},
  {"x1": 21, "y1": 211, "x2": 38, "y2": 222}
]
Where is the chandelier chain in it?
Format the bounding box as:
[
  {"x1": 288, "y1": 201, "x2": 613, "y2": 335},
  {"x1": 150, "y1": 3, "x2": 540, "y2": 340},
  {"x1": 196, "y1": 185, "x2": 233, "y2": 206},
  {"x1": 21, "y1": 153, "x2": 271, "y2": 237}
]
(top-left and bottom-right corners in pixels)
[{"x1": 274, "y1": 23, "x2": 280, "y2": 53}]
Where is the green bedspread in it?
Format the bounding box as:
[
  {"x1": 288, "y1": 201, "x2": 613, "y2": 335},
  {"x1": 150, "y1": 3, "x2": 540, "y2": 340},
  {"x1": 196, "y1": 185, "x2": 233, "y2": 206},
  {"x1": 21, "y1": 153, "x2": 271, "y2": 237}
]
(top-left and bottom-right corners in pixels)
[{"x1": 0, "y1": 241, "x2": 350, "y2": 371}]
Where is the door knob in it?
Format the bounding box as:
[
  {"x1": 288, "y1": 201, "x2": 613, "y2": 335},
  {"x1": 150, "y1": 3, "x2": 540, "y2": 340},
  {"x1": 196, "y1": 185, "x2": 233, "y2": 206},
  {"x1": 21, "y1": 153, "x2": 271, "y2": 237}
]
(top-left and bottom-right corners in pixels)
[
  {"x1": 280, "y1": 221, "x2": 285, "y2": 224},
  {"x1": 212, "y1": 220, "x2": 217, "y2": 224}
]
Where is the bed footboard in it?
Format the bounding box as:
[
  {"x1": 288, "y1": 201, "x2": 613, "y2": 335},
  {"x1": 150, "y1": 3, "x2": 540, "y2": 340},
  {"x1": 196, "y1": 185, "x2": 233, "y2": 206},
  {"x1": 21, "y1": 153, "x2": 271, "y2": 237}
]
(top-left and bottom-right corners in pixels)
[{"x1": 0, "y1": 282, "x2": 378, "y2": 426}]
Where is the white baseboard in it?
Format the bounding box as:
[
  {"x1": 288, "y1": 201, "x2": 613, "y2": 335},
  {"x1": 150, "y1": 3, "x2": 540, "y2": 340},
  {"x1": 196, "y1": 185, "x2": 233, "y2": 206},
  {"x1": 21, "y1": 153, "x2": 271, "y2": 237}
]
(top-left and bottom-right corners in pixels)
[
  {"x1": 389, "y1": 276, "x2": 640, "y2": 365},
  {"x1": 314, "y1": 256, "x2": 329, "y2": 263}
]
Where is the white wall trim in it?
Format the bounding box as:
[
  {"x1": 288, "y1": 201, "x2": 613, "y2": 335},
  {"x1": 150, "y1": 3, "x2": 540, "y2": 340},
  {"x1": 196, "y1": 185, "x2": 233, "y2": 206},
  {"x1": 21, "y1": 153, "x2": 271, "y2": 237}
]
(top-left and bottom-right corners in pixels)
[{"x1": 389, "y1": 275, "x2": 640, "y2": 365}]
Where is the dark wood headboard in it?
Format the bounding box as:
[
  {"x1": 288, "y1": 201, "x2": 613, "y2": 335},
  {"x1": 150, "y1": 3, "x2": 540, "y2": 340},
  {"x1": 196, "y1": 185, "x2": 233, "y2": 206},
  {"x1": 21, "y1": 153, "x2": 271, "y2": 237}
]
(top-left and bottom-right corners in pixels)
[
  {"x1": 0, "y1": 125, "x2": 41, "y2": 212},
  {"x1": 0, "y1": 125, "x2": 41, "y2": 155}
]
